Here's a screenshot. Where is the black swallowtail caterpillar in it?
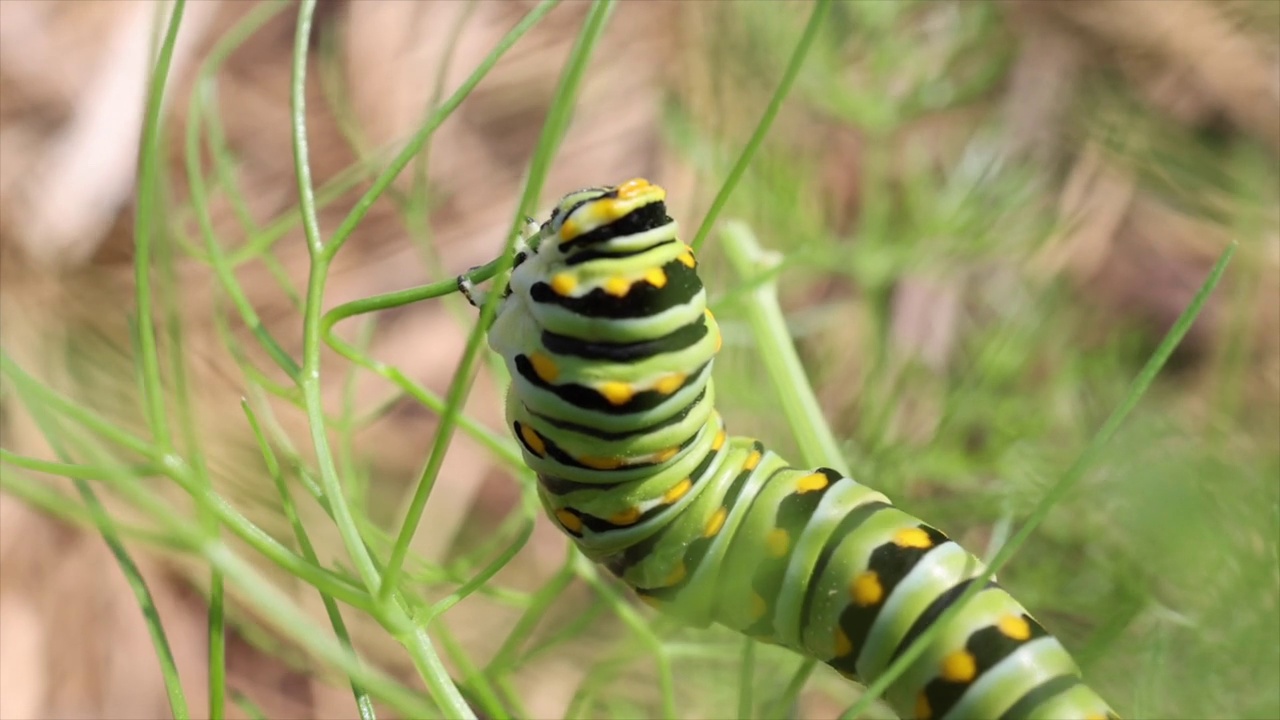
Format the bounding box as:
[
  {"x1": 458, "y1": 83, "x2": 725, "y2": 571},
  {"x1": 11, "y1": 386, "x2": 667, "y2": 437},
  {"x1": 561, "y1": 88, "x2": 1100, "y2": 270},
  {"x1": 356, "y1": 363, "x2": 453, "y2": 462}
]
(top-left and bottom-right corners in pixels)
[{"x1": 459, "y1": 179, "x2": 1116, "y2": 720}]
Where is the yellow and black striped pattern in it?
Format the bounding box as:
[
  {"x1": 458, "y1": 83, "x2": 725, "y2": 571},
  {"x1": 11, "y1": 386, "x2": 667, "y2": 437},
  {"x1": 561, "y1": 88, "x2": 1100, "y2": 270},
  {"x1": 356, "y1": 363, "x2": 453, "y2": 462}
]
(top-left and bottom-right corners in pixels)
[{"x1": 463, "y1": 179, "x2": 1116, "y2": 719}]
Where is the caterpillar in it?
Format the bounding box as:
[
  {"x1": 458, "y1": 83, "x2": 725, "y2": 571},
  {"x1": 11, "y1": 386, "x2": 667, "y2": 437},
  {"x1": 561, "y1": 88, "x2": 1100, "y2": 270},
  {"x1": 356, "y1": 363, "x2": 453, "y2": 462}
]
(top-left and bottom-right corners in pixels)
[{"x1": 459, "y1": 179, "x2": 1117, "y2": 720}]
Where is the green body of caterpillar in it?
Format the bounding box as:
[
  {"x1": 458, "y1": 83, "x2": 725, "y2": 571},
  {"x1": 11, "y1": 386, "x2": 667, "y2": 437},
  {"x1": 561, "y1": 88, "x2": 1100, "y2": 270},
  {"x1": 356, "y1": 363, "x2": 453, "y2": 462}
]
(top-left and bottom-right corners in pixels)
[{"x1": 460, "y1": 179, "x2": 1116, "y2": 720}]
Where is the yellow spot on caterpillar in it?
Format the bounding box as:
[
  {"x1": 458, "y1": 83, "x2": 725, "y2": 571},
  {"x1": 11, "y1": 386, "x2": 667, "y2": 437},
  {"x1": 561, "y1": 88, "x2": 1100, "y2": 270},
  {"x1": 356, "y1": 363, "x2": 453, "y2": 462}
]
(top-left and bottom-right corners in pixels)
[
  {"x1": 941, "y1": 649, "x2": 977, "y2": 683},
  {"x1": 598, "y1": 381, "x2": 635, "y2": 405},
  {"x1": 644, "y1": 267, "x2": 667, "y2": 288},
  {"x1": 604, "y1": 276, "x2": 631, "y2": 297},
  {"x1": 712, "y1": 430, "x2": 727, "y2": 451},
  {"x1": 559, "y1": 220, "x2": 578, "y2": 241},
  {"x1": 1084, "y1": 715, "x2": 1106, "y2": 720},
  {"x1": 894, "y1": 527, "x2": 933, "y2": 549},
  {"x1": 998, "y1": 614, "x2": 1032, "y2": 641},
  {"x1": 704, "y1": 507, "x2": 727, "y2": 537},
  {"x1": 578, "y1": 455, "x2": 624, "y2": 470},
  {"x1": 653, "y1": 446, "x2": 680, "y2": 463},
  {"x1": 766, "y1": 528, "x2": 790, "y2": 557},
  {"x1": 517, "y1": 423, "x2": 546, "y2": 457},
  {"x1": 834, "y1": 628, "x2": 853, "y2": 657},
  {"x1": 678, "y1": 248, "x2": 696, "y2": 268},
  {"x1": 744, "y1": 450, "x2": 762, "y2": 470},
  {"x1": 609, "y1": 507, "x2": 641, "y2": 526},
  {"x1": 851, "y1": 571, "x2": 883, "y2": 606},
  {"x1": 550, "y1": 273, "x2": 576, "y2": 296},
  {"x1": 916, "y1": 693, "x2": 932, "y2": 720},
  {"x1": 616, "y1": 177, "x2": 651, "y2": 199},
  {"x1": 750, "y1": 592, "x2": 767, "y2": 619},
  {"x1": 528, "y1": 352, "x2": 559, "y2": 382},
  {"x1": 796, "y1": 472, "x2": 828, "y2": 494},
  {"x1": 715, "y1": 329, "x2": 723, "y2": 353},
  {"x1": 654, "y1": 372, "x2": 685, "y2": 395},
  {"x1": 555, "y1": 509, "x2": 582, "y2": 533},
  {"x1": 664, "y1": 561, "x2": 686, "y2": 586},
  {"x1": 663, "y1": 478, "x2": 693, "y2": 504}
]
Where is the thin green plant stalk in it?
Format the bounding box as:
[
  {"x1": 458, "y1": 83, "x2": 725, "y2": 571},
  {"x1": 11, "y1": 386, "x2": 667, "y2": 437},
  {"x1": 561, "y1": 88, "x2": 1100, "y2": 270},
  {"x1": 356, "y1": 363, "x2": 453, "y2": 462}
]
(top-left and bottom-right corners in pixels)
[
  {"x1": 132, "y1": 0, "x2": 187, "y2": 450},
  {"x1": 0, "y1": 467, "x2": 192, "y2": 550},
  {"x1": 517, "y1": 598, "x2": 609, "y2": 667},
  {"x1": 222, "y1": 0, "x2": 556, "y2": 267},
  {"x1": 187, "y1": 1, "x2": 301, "y2": 380},
  {"x1": 423, "y1": 517, "x2": 537, "y2": 623},
  {"x1": 287, "y1": 1, "x2": 572, "y2": 715},
  {"x1": 436, "y1": 625, "x2": 511, "y2": 720},
  {"x1": 576, "y1": 554, "x2": 678, "y2": 719},
  {"x1": 196, "y1": 5, "x2": 291, "y2": 239},
  {"x1": 763, "y1": 658, "x2": 819, "y2": 720},
  {"x1": 320, "y1": 311, "x2": 521, "y2": 469},
  {"x1": 377, "y1": 0, "x2": 611, "y2": 604},
  {"x1": 227, "y1": 153, "x2": 382, "y2": 266},
  {"x1": 0, "y1": 452, "x2": 160, "y2": 483},
  {"x1": 335, "y1": 318, "x2": 378, "y2": 519},
  {"x1": 405, "y1": 2, "x2": 480, "y2": 266},
  {"x1": 289, "y1": 0, "x2": 470, "y2": 711},
  {"x1": 203, "y1": 545, "x2": 439, "y2": 718},
  {"x1": 323, "y1": 0, "x2": 560, "y2": 259},
  {"x1": 0, "y1": 354, "x2": 376, "y2": 612},
  {"x1": 841, "y1": 244, "x2": 1237, "y2": 717},
  {"x1": 242, "y1": 399, "x2": 376, "y2": 720},
  {"x1": 209, "y1": 293, "x2": 300, "y2": 401},
  {"x1": 0, "y1": 445, "x2": 214, "y2": 554},
  {"x1": 158, "y1": 150, "x2": 225, "y2": 720},
  {"x1": 690, "y1": 0, "x2": 831, "y2": 253},
  {"x1": 230, "y1": 692, "x2": 268, "y2": 720},
  {"x1": 2, "y1": 397, "x2": 429, "y2": 717},
  {"x1": 720, "y1": 221, "x2": 850, "y2": 474},
  {"x1": 1, "y1": 485, "x2": 181, "y2": 549},
  {"x1": 483, "y1": 546, "x2": 580, "y2": 677},
  {"x1": 285, "y1": 0, "x2": 558, "y2": 601},
  {"x1": 13, "y1": 391, "x2": 191, "y2": 719}
]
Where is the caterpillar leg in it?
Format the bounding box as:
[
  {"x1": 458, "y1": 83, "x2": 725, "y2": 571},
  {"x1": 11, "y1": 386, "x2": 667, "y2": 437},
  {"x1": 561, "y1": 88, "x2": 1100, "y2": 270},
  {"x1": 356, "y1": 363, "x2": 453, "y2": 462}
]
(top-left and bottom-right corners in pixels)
[
  {"x1": 457, "y1": 216, "x2": 541, "y2": 308},
  {"x1": 457, "y1": 272, "x2": 485, "y2": 308}
]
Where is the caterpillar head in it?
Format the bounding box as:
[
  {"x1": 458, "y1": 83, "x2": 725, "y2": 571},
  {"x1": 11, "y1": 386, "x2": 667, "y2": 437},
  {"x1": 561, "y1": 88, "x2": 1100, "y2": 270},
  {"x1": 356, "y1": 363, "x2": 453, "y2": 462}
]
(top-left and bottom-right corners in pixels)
[{"x1": 539, "y1": 178, "x2": 671, "y2": 257}]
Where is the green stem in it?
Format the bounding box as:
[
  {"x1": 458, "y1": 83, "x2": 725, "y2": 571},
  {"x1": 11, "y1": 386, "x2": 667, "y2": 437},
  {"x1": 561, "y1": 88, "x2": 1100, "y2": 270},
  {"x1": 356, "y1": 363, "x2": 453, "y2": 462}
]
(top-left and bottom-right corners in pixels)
[
  {"x1": 242, "y1": 400, "x2": 376, "y2": 720},
  {"x1": 13, "y1": 390, "x2": 191, "y2": 719},
  {"x1": 132, "y1": 0, "x2": 188, "y2": 451},
  {"x1": 376, "y1": 0, "x2": 613, "y2": 605},
  {"x1": 288, "y1": 3, "x2": 476, "y2": 715},
  {"x1": 1, "y1": 355, "x2": 376, "y2": 612},
  {"x1": 720, "y1": 221, "x2": 850, "y2": 474}
]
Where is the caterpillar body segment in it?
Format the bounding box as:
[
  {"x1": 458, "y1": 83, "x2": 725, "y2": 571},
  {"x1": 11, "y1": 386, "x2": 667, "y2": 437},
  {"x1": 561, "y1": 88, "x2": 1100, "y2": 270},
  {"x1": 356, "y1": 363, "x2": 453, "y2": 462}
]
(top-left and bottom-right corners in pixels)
[{"x1": 462, "y1": 179, "x2": 1116, "y2": 719}]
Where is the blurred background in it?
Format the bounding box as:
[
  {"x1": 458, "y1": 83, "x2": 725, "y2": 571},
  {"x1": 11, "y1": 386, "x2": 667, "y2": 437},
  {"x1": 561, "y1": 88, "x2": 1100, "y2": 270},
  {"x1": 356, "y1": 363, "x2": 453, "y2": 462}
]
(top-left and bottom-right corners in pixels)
[{"x1": 0, "y1": 1, "x2": 1276, "y2": 718}]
